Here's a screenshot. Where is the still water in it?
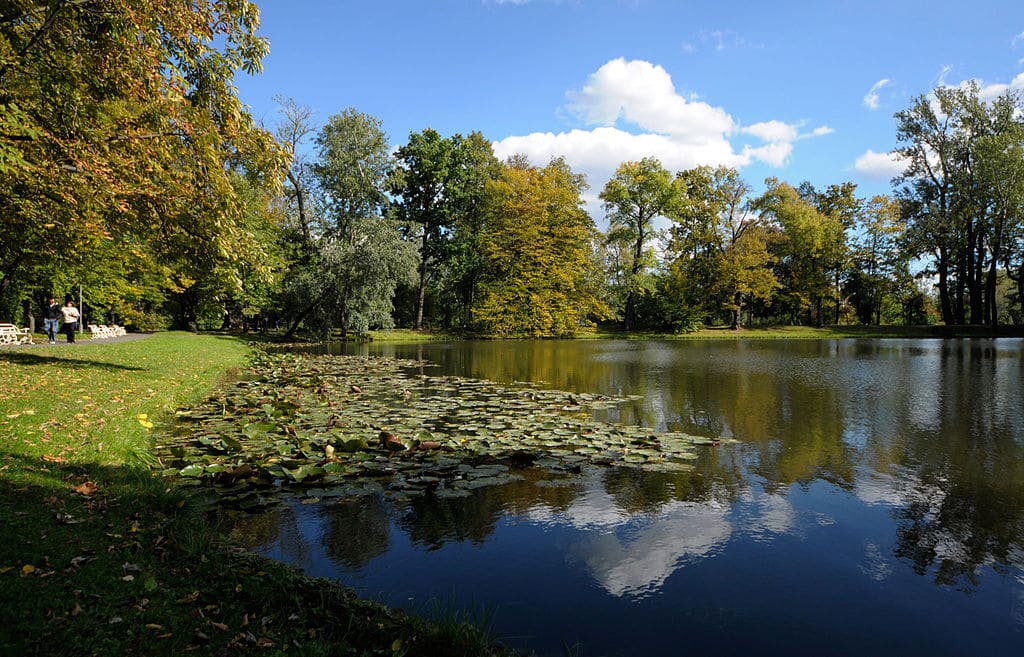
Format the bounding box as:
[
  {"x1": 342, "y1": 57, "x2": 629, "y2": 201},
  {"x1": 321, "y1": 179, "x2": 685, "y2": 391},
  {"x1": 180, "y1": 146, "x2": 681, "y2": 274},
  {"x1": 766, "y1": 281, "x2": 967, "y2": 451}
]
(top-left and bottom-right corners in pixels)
[{"x1": 235, "y1": 339, "x2": 1024, "y2": 656}]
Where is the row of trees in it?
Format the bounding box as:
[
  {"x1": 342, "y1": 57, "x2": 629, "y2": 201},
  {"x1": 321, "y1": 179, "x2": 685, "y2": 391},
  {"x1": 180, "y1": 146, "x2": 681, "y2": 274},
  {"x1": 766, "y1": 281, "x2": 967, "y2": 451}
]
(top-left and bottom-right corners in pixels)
[{"x1": 2, "y1": 2, "x2": 1023, "y2": 336}]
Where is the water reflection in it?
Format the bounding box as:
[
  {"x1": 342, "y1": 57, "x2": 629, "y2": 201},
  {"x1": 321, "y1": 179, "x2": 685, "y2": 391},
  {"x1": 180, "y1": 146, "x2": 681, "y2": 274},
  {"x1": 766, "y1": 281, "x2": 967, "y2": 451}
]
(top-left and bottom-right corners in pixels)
[{"x1": 243, "y1": 338, "x2": 1024, "y2": 656}]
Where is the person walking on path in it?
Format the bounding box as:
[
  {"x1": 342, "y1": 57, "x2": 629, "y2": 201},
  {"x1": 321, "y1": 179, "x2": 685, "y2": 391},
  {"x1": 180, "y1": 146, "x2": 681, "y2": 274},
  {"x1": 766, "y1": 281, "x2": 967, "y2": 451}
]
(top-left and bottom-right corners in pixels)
[
  {"x1": 60, "y1": 299, "x2": 80, "y2": 343},
  {"x1": 44, "y1": 296, "x2": 61, "y2": 344}
]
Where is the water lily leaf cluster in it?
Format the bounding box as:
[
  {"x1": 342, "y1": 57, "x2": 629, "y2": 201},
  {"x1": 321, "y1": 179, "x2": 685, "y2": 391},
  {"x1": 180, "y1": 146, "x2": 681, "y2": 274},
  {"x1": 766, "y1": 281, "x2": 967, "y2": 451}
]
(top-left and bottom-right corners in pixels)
[{"x1": 156, "y1": 352, "x2": 729, "y2": 507}]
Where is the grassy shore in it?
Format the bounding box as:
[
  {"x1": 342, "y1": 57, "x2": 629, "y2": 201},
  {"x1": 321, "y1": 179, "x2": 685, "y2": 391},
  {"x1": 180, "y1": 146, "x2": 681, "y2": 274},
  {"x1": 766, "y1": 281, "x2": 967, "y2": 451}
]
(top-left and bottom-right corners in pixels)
[
  {"x1": 0, "y1": 334, "x2": 507, "y2": 657},
  {"x1": 369, "y1": 323, "x2": 1024, "y2": 342}
]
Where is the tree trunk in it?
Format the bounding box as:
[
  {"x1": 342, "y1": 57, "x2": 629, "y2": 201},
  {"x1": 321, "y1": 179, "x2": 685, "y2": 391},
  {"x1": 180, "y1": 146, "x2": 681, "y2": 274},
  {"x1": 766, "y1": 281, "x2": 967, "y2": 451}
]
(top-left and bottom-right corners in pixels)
[
  {"x1": 623, "y1": 293, "x2": 636, "y2": 331},
  {"x1": 986, "y1": 258, "x2": 998, "y2": 327},
  {"x1": 282, "y1": 298, "x2": 323, "y2": 340},
  {"x1": 730, "y1": 293, "x2": 742, "y2": 330},
  {"x1": 416, "y1": 230, "x2": 429, "y2": 330},
  {"x1": 937, "y1": 251, "x2": 954, "y2": 325}
]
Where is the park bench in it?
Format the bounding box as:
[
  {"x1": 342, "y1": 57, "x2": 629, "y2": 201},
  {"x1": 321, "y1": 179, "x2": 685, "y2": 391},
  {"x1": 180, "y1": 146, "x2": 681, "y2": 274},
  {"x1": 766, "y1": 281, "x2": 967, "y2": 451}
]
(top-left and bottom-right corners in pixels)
[
  {"x1": 0, "y1": 323, "x2": 33, "y2": 345},
  {"x1": 88, "y1": 324, "x2": 127, "y2": 339}
]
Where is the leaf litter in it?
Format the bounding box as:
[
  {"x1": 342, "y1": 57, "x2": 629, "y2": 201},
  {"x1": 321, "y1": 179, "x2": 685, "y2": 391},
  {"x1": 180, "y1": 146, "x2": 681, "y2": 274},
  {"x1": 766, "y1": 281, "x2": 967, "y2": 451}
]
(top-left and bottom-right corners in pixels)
[{"x1": 155, "y1": 352, "x2": 731, "y2": 508}]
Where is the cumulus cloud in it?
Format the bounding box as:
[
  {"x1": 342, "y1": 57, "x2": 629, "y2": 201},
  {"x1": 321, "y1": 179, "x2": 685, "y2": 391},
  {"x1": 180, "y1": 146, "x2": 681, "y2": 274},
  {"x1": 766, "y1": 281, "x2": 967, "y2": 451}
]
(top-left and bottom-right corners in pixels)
[
  {"x1": 863, "y1": 78, "x2": 892, "y2": 110},
  {"x1": 493, "y1": 58, "x2": 830, "y2": 196},
  {"x1": 852, "y1": 149, "x2": 907, "y2": 181}
]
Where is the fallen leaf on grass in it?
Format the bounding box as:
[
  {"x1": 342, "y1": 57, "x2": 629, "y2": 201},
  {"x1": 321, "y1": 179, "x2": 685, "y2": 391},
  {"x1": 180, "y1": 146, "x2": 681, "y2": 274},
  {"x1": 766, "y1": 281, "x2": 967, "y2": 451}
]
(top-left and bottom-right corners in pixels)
[
  {"x1": 177, "y1": 591, "x2": 200, "y2": 604},
  {"x1": 42, "y1": 454, "x2": 67, "y2": 463},
  {"x1": 146, "y1": 623, "x2": 163, "y2": 630},
  {"x1": 21, "y1": 564, "x2": 36, "y2": 576},
  {"x1": 74, "y1": 481, "x2": 99, "y2": 496}
]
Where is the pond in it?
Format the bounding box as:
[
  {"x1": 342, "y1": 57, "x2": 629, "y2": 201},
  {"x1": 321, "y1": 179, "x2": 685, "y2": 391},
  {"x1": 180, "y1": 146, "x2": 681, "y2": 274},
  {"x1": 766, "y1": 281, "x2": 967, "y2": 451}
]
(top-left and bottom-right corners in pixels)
[{"x1": 230, "y1": 339, "x2": 1024, "y2": 657}]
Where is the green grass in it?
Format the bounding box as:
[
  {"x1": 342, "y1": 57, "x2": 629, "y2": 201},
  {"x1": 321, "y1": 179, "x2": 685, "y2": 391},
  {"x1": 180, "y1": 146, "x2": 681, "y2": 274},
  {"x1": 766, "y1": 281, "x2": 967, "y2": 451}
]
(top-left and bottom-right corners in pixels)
[
  {"x1": 0, "y1": 333, "x2": 510, "y2": 657},
  {"x1": 564, "y1": 324, "x2": 1024, "y2": 340},
  {"x1": 366, "y1": 328, "x2": 458, "y2": 342}
]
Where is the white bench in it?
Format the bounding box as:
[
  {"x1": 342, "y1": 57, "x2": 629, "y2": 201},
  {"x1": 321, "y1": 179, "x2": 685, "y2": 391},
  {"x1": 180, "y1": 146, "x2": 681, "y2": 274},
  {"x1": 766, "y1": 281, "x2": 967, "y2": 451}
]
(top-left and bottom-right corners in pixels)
[
  {"x1": 0, "y1": 323, "x2": 33, "y2": 345},
  {"x1": 88, "y1": 324, "x2": 127, "y2": 339}
]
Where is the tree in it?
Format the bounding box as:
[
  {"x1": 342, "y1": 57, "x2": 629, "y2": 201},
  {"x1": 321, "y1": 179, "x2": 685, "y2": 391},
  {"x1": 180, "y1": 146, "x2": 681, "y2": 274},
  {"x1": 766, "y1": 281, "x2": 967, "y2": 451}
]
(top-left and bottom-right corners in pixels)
[
  {"x1": 668, "y1": 166, "x2": 778, "y2": 329},
  {"x1": 600, "y1": 157, "x2": 685, "y2": 330},
  {"x1": 390, "y1": 128, "x2": 457, "y2": 330},
  {"x1": 811, "y1": 182, "x2": 860, "y2": 324},
  {"x1": 845, "y1": 195, "x2": 906, "y2": 324},
  {"x1": 756, "y1": 180, "x2": 844, "y2": 326},
  {"x1": 278, "y1": 107, "x2": 413, "y2": 339},
  {"x1": 894, "y1": 83, "x2": 1024, "y2": 326},
  {"x1": 273, "y1": 95, "x2": 318, "y2": 244},
  {"x1": 439, "y1": 132, "x2": 501, "y2": 328},
  {"x1": 474, "y1": 158, "x2": 609, "y2": 336},
  {"x1": 0, "y1": 0, "x2": 284, "y2": 323}
]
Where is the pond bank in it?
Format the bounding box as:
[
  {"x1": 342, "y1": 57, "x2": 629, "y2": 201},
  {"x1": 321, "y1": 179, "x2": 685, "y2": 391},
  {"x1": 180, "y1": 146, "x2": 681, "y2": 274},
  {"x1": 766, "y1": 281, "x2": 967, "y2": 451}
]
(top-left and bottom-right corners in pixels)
[
  {"x1": 0, "y1": 334, "x2": 510, "y2": 657},
  {"x1": 366, "y1": 324, "x2": 1024, "y2": 342}
]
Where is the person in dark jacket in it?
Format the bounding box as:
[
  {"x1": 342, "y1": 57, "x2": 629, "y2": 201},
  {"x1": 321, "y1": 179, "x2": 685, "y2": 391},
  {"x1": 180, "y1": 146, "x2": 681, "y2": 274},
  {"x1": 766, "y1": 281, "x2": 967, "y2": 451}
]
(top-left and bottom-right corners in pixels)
[{"x1": 44, "y1": 296, "x2": 61, "y2": 344}]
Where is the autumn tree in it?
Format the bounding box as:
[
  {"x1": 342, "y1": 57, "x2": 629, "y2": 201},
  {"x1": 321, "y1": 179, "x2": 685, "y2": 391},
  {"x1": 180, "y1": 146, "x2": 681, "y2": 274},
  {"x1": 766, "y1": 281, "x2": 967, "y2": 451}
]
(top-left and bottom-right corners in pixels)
[
  {"x1": 600, "y1": 157, "x2": 685, "y2": 330},
  {"x1": 0, "y1": 0, "x2": 285, "y2": 325},
  {"x1": 474, "y1": 157, "x2": 609, "y2": 336}
]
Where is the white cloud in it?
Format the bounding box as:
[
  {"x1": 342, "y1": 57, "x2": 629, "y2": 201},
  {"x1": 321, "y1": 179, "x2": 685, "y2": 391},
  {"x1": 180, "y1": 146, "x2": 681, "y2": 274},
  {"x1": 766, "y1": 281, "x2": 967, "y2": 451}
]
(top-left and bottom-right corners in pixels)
[
  {"x1": 493, "y1": 58, "x2": 830, "y2": 199},
  {"x1": 863, "y1": 78, "x2": 892, "y2": 110},
  {"x1": 936, "y1": 71, "x2": 1024, "y2": 104},
  {"x1": 742, "y1": 120, "x2": 798, "y2": 143},
  {"x1": 567, "y1": 58, "x2": 735, "y2": 140},
  {"x1": 1013, "y1": 31, "x2": 1024, "y2": 46},
  {"x1": 852, "y1": 149, "x2": 907, "y2": 181}
]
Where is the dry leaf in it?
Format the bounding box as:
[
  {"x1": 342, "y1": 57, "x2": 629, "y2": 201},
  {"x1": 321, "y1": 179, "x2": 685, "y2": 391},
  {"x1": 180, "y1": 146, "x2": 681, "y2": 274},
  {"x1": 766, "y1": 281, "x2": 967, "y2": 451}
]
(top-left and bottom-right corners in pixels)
[{"x1": 74, "y1": 481, "x2": 99, "y2": 496}]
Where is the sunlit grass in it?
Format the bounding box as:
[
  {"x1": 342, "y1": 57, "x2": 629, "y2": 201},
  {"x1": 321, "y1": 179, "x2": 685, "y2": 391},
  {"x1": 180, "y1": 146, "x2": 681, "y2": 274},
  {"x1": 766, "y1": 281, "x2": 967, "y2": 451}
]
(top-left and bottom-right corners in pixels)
[{"x1": 0, "y1": 333, "x2": 249, "y2": 475}]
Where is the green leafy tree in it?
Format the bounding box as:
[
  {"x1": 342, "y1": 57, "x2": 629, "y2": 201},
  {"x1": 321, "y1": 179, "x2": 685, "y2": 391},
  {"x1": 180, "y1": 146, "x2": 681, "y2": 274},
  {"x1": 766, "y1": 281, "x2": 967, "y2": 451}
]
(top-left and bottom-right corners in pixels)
[
  {"x1": 894, "y1": 83, "x2": 1024, "y2": 326},
  {"x1": 845, "y1": 195, "x2": 906, "y2": 324},
  {"x1": 474, "y1": 157, "x2": 609, "y2": 336},
  {"x1": 756, "y1": 179, "x2": 844, "y2": 326},
  {"x1": 279, "y1": 108, "x2": 413, "y2": 338},
  {"x1": 439, "y1": 132, "x2": 502, "y2": 329},
  {"x1": 669, "y1": 166, "x2": 778, "y2": 329},
  {"x1": 600, "y1": 157, "x2": 685, "y2": 330},
  {"x1": 390, "y1": 128, "x2": 458, "y2": 330}
]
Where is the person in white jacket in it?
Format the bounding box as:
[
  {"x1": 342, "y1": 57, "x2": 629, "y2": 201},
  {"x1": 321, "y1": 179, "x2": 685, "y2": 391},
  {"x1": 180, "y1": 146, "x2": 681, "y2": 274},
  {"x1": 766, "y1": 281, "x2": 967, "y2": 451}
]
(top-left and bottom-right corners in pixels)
[{"x1": 60, "y1": 299, "x2": 80, "y2": 343}]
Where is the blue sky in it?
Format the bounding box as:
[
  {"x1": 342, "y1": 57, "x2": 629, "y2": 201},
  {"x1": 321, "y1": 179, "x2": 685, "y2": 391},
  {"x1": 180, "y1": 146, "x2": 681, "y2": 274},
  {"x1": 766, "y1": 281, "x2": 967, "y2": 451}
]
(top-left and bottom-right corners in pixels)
[{"x1": 237, "y1": 0, "x2": 1024, "y2": 210}]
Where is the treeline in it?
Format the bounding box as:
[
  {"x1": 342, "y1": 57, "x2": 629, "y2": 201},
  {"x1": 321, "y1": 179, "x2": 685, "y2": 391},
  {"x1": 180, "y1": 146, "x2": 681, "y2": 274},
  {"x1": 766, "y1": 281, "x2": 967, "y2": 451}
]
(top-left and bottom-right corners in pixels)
[{"x1": 2, "y1": 3, "x2": 1023, "y2": 336}]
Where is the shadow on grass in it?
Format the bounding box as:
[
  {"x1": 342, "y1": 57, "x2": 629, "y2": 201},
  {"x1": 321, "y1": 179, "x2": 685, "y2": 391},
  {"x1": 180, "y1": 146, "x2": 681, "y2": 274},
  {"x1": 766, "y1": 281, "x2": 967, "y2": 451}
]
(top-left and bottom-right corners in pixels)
[
  {"x1": 0, "y1": 351, "x2": 147, "y2": 371},
  {"x1": 0, "y1": 453, "x2": 509, "y2": 657}
]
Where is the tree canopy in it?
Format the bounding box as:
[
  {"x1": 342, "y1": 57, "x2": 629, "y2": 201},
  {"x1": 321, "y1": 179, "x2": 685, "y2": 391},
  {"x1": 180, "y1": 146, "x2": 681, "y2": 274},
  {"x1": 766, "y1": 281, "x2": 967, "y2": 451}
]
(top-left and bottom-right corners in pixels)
[{"x1": 0, "y1": 0, "x2": 284, "y2": 325}]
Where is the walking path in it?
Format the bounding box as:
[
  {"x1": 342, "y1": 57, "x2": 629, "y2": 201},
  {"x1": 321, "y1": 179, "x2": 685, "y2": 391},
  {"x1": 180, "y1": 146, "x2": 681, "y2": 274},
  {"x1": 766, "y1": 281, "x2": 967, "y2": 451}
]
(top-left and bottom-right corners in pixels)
[{"x1": 3, "y1": 332, "x2": 152, "y2": 347}]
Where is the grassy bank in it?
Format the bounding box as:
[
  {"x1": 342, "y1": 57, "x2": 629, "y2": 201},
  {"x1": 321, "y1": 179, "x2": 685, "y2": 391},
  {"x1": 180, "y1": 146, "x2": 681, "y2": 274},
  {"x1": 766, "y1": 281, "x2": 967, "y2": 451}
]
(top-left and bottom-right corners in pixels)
[
  {"x1": 369, "y1": 323, "x2": 1024, "y2": 342},
  {"x1": 0, "y1": 334, "x2": 506, "y2": 657}
]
